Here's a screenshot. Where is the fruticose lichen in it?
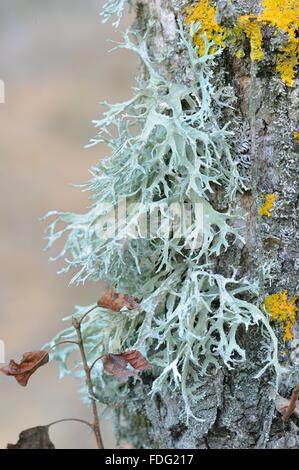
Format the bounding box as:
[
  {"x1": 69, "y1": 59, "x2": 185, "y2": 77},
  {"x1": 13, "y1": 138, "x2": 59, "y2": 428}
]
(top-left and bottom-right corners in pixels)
[
  {"x1": 187, "y1": 0, "x2": 299, "y2": 86},
  {"x1": 45, "y1": 9, "x2": 281, "y2": 423},
  {"x1": 264, "y1": 291, "x2": 298, "y2": 342},
  {"x1": 101, "y1": 0, "x2": 128, "y2": 27},
  {"x1": 258, "y1": 193, "x2": 276, "y2": 217}
]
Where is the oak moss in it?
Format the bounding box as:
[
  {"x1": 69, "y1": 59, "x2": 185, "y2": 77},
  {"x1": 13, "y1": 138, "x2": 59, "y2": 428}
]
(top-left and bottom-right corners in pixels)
[
  {"x1": 264, "y1": 291, "x2": 298, "y2": 342},
  {"x1": 187, "y1": 0, "x2": 299, "y2": 86},
  {"x1": 101, "y1": 0, "x2": 127, "y2": 27},
  {"x1": 45, "y1": 9, "x2": 281, "y2": 424}
]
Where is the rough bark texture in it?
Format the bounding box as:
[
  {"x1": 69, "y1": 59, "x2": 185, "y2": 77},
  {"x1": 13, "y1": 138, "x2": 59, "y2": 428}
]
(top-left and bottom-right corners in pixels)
[{"x1": 116, "y1": 0, "x2": 299, "y2": 449}]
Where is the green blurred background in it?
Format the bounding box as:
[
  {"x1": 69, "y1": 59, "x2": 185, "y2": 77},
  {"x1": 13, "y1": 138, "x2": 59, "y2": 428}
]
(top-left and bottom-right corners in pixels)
[{"x1": 0, "y1": 0, "x2": 136, "y2": 449}]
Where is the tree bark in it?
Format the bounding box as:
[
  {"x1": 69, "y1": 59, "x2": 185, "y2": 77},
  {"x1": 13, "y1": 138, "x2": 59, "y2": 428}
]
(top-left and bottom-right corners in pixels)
[{"x1": 116, "y1": 0, "x2": 299, "y2": 449}]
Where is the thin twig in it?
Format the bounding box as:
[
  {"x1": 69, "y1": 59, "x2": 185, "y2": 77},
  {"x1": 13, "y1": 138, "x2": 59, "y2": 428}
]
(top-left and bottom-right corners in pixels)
[
  {"x1": 78, "y1": 305, "x2": 98, "y2": 326},
  {"x1": 47, "y1": 341, "x2": 78, "y2": 355},
  {"x1": 47, "y1": 418, "x2": 94, "y2": 431},
  {"x1": 72, "y1": 317, "x2": 104, "y2": 449},
  {"x1": 282, "y1": 384, "x2": 299, "y2": 423},
  {"x1": 89, "y1": 355, "x2": 104, "y2": 373},
  {"x1": 3, "y1": 305, "x2": 103, "y2": 448},
  {"x1": 4, "y1": 341, "x2": 78, "y2": 377}
]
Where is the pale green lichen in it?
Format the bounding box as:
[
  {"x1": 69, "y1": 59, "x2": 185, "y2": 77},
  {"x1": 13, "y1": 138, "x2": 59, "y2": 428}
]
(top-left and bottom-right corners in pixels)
[
  {"x1": 45, "y1": 20, "x2": 280, "y2": 422},
  {"x1": 101, "y1": 0, "x2": 128, "y2": 28},
  {"x1": 45, "y1": 26, "x2": 245, "y2": 290}
]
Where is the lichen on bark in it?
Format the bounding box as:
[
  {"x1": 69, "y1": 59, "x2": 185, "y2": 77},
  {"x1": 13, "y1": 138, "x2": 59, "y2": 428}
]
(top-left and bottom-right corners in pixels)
[{"x1": 45, "y1": 0, "x2": 299, "y2": 449}]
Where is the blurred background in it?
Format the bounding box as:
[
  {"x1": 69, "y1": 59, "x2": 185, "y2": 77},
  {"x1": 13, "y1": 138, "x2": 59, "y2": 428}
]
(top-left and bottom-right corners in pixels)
[{"x1": 0, "y1": 0, "x2": 136, "y2": 448}]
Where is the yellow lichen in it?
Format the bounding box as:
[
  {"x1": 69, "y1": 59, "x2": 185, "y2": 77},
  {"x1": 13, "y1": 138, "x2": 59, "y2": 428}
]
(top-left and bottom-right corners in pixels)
[
  {"x1": 186, "y1": 0, "x2": 228, "y2": 55},
  {"x1": 261, "y1": 0, "x2": 299, "y2": 37},
  {"x1": 238, "y1": 15, "x2": 264, "y2": 61},
  {"x1": 294, "y1": 132, "x2": 299, "y2": 140},
  {"x1": 258, "y1": 193, "x2": 276, "y2": 217},
  {"x1": 235, "y1": 48, "x2": 245, "y2": 59},
  {"x1": 187, "y1": 0, "x2": 299, "y2": 86},
  {"x1": 264, "y1": 291, "x2": 298, "y2": 342},
  {"x1": 275, "y1": 37, "x2": 299, "y2": 87},
  {"x1": 262, "y1": 0, "x2": 299, "y2": 87}
]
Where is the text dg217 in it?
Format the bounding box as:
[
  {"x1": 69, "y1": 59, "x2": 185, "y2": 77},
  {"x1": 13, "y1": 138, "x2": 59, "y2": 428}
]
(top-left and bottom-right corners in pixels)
[{"x1": 149, "y1": 454, "x2": 194, "y2": 465}]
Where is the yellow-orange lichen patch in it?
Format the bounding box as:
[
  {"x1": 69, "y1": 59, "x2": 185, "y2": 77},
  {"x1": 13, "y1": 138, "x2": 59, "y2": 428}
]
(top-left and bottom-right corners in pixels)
[
  {"x1": 264, "y1": 291, "x2": 298, "y2": 342},
  {"x1": 261, "y1": 0, "x2": 299, "y2": 37},
  {"x1": 186, "y1": 0, "x2": 228, "y2": 55},
  {"x1": 186, "y1": 0, "x2": 299, "y2": 86},
  {"x1": 258, "y1": 193, "x2": 276, "y2": 217},
  {"x1": 259, "y1": 0, "x2": 299, "y2": 86},
  {"x1": 238, "y1": 15, "x2": 264, "y2": 62},
  {"x1": 276, "y1": 38, "x2": 299, "y2": 87}
]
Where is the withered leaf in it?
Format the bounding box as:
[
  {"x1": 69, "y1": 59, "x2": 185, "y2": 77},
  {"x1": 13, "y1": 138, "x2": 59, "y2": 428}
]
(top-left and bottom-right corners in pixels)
[
  {"x1": 7, "y1": 426, "x2": 55, "y2": 449},
  {"x1": 0, "y1": 351, "x2": 49, "y2": 387},
  {"x1": 275, "y1": 394, "x2": 299, "y2": 420},
  {"x1": 120, "y1": 351, "x2": 151, "y2": 370},
  {"x1": 103, "y1": 350, "x2": 151, "y2": 381},
  {"x1": 276, "y1": 385, "x2": 299, "y2": 422},
  {"x1": 97, "y1": 288, "x2": 139, "y2": 312}
]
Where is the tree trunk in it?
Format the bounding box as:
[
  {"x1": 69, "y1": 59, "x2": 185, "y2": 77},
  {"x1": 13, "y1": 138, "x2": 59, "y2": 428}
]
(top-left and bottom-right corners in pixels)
[{"x1": 116, "y1": 0, "x2": 299, "y2": 449}]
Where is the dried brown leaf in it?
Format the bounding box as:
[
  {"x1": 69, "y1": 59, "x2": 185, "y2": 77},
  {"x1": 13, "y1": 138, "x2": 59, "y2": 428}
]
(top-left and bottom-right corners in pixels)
[
  {"x1": 97, "y1": 288, "x2": 139, "y2": 312},
  {"x1": 0, "y1": 351, "x2": 49, "y2": 387},
  {"x1": 7, "y1": 426, "x2": 55, "y2": 449},
  {"x1": 102, "y1": 350, "x2": 150, "y2": 381},
  {"x1": 120, "y1": 351, "x2": 151, "y2": 370},
  {"x1": 275, "y1": 393, "x2": 299, "y2": 421}
]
